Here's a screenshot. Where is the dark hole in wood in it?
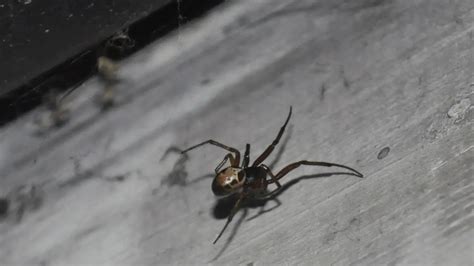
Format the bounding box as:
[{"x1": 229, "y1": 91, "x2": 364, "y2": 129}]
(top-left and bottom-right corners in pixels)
[{"x1": 377, "y1": 146, "x2": 390, "y2": 160}]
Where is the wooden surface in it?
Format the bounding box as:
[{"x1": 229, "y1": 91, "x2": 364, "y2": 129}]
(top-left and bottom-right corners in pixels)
[{"x1": 1, "y1": 0, "x2": 473, "y2": 265}]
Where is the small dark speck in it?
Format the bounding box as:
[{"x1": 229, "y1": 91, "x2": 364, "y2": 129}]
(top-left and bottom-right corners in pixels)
[
  {"x1": 247, "y1": 262, "x2": 254, "y2": 266},
  {"x1": 349, "y1": 217, "x2": 360, "y2": 226},
  {"x1": 200, "y1": 78, "x2": 211, "y2": 85},
  {"x1": 0, "y1": 198, "x2": 9, "y2": 217},
  {"x1": 320, "y1": 84, "x2": 326, "y2": 101},
  {"x1": 377, "y1": 147, "x2": 390, "y2": 160},
  {"x1": 108, "y1": 175, "x2": 125, "y2": 182},
  {"x1": 343, "y1": 77, "x2": 350, "y2": 90},
  {"x1": 275, "y1": 80, "x2": 284, "y2": 88},
  {"x1": 340, "y1": 69, "x2": 350, "y2": 90}
]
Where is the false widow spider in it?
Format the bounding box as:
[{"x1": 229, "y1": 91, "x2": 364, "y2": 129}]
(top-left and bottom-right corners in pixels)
[{"x1": 181, "y1": 107, "x2": 363, "y2": 244}]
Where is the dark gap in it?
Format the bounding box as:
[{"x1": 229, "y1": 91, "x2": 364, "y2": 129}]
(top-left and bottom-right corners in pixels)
[
  {"x1": 0, "y1": 198, "x2": 9, "y2": 217},
  {"x1": 0, "y1": 0, "x2": 226, "y2": 127}
]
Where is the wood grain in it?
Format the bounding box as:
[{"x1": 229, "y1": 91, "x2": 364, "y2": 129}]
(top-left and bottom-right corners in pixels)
[{"x1": 0, "y1": 0, "x2": 473, "y2": 265}]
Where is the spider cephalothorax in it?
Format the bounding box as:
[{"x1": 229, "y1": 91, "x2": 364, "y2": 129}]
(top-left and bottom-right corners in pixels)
[
  {"x1": 212, "y1": 167, "x2": 246, "y2": 196},
  {"x1": 181, "y1": 106, "x2": 363, "y2": 244}
]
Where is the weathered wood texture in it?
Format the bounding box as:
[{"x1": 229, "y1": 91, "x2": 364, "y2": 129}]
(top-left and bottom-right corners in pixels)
[{"x1": 1, "y1": 0, "x2": 473, "y2": 265}]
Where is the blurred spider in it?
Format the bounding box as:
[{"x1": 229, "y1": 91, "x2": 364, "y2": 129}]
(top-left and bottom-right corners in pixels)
[
  {"x1": 97, "y1": 56, "x2": 120, "y2": 108},
  {"x1": 181, "y1": 106, "x2": 363, "y2": 244},
  {"x1": 34, "y1": 89, "x2": 70, "y2": 133}
]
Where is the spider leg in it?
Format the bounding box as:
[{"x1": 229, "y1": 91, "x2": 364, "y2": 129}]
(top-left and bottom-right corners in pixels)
[
  {"x1": 181, "y1": 139, "x2": 241, "y2": 167},
  {"x1": 252, "y1": 107, "x2": 292, "y2": 166},
  {"x1": 215, "y1": 153, "x2": 236, "y2": 174},
  {"x1": 260, "y1": 164, "x2": 282, "y2": 188},
  {"x1": 213, "y1": 194, "x2": 244, "y2": 244},
  {"x1": 242, "y1": 144, "x2": 250, "y2": 168},
  {"x1": 268, "y1": 160, "x2": 363, "y2": 183}
]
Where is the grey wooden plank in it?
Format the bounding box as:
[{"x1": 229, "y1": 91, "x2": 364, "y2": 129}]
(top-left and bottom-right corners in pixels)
[
  {"x1": 0, "y1": 0, "x2": 473, "y2": 265},
  {"x1": 213, "y1": 126, "x2": 473, "y2": 265}
]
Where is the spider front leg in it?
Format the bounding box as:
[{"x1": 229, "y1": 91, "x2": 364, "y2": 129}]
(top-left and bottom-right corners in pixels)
[
  {"x1": 242, "y1": 144, "x2": 250, "y2": 168},
  {"x1": 252, "y1": 107, "x2": 292, "y2": 167},
  {"x1": 181, "y1": 139, "x2": 241, "y2": 167},
  {"x1": 213, "y1": 193, "x2": 244, "y2": 244},
  {"x1": 215, "y1": 153, "x2": 236, "y2": 174},
  {"x1": 268, "y1": 160, "x2": 363, "y2": 183}
]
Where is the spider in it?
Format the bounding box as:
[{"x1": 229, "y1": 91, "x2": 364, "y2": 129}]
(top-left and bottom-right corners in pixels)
[{"x1": 181, "y1": 106, "x2": 363, "y2": 244}]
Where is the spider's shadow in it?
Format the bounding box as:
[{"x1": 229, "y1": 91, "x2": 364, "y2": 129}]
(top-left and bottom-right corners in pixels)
[
  {"x1": 158, "y1": 146, "x2": 213, "y2": 209},
  {"x1": 211, "y1": 171, "x2": 360, "y2": 261}
]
